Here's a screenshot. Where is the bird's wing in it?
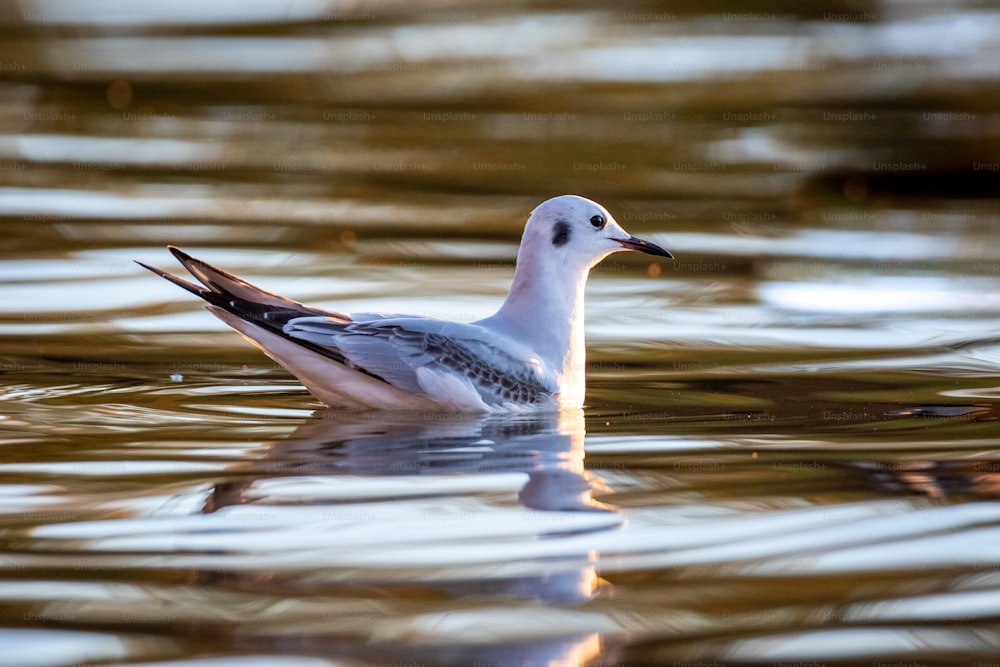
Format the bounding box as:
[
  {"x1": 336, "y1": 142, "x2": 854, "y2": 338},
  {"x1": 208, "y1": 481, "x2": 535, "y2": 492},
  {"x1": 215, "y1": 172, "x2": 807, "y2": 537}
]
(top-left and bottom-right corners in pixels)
[{"x1": 285, "y1": 315, "x2": 556, "y2": 405}]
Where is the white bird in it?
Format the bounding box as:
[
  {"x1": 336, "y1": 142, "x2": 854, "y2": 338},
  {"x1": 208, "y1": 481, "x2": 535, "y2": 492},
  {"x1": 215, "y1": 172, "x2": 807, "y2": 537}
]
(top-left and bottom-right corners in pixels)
[{"x1": 138, "y1": 195, "x2": 672, "y2": 412}]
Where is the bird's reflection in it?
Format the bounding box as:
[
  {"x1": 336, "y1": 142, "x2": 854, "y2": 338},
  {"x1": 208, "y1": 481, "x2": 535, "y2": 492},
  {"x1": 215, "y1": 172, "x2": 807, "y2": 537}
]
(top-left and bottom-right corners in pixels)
[
  {"x1": 205, "y1": 407, "x2": 615, "y2": 514},
  {"x1": 201, "y1": 409, "x2": 619, "y2": 666}
]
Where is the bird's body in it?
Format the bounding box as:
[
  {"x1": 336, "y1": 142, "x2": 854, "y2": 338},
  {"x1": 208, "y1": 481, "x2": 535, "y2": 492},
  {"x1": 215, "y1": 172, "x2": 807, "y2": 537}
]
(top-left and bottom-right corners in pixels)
[{"x1": 139, "y1": 195, "x2": 672, "y2": 412}]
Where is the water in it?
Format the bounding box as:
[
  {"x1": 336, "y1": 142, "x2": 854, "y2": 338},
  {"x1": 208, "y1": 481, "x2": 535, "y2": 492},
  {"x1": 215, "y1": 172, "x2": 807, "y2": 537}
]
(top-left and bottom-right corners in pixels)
[{"x1": 2, "y1": 1, "x2": 1000, "y2": 665}]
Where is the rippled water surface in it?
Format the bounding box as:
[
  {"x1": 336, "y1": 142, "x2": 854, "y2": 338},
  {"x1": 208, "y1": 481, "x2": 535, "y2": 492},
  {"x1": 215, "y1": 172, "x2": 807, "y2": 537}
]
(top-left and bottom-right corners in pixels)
[{"x1": 2, "y1": 1, "x2": 1000, "y2": 665}]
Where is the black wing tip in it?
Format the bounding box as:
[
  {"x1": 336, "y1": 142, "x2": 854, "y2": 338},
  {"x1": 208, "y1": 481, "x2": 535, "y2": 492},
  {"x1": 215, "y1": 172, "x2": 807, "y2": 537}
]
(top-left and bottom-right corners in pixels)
[
  {"x1": 134, "y1": 258, "x2": 172, "y2": 279},
  {"x1": 167, "y1": 245, "x2": 193, "y2": 263},
  {"x1": 164, "y1": 245, "x2": 252, "y2": 292},
  {"x1": 135, "y1": 257, "x2": 208, "y2": 297}
]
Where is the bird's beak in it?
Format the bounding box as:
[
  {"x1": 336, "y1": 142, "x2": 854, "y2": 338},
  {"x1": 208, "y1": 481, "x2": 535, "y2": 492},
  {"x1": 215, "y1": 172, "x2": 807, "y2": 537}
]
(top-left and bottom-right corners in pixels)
[{"x1": 617, "y1": 235, "x2": 674, "y2": 259}]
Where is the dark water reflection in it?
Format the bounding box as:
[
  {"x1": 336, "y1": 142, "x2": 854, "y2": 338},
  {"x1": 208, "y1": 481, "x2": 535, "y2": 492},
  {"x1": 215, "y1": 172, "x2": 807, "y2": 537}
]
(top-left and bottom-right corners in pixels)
[
  {"x1": 204, "y1": 409, "x2": 615, "y2": 515},
  {"x1": 2, "y1": 0, "x2": 1000, "y2": 665}
]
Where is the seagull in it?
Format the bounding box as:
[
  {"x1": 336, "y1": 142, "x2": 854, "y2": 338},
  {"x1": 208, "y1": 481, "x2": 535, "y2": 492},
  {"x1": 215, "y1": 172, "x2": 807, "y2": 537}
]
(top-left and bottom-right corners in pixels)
[{"x1": 137, "y1": 195, "x2": 672, "y2": 412}]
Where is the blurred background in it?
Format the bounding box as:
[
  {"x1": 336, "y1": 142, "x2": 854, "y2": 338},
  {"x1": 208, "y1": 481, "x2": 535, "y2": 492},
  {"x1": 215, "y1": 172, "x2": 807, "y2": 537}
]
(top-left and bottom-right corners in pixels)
[
  {"x1": 2, "y1": 0, "x2": 999, "y2": 382},
  {"x1": 2, "y1": 1, "x2": 1000, "y2": 666}
]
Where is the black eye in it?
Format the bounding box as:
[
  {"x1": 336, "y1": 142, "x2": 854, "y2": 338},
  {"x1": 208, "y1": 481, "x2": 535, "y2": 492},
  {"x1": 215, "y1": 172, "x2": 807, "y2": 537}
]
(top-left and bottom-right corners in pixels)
[{"x1": 590, "y1": 214, "x2": 606, "y2": 229}]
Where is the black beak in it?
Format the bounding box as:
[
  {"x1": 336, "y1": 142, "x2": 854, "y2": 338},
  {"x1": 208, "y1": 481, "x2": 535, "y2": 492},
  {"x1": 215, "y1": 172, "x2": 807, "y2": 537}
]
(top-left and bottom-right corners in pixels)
[{"x1": 617, "y1": 235, "x2": 674, "y2": 259}]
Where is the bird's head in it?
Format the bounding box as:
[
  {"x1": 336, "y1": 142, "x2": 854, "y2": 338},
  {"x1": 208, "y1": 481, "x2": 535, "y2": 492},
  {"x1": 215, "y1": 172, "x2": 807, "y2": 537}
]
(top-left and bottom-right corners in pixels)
[{"x1": 522, "y1": 195, "x2": 673, "y2": 270}]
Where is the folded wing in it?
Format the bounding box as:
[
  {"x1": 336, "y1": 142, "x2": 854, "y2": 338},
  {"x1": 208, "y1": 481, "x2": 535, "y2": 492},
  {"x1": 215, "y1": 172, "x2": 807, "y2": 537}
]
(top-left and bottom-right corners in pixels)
[{"x1": 286, "y1": 315, "x2": 555, "y2": 406}]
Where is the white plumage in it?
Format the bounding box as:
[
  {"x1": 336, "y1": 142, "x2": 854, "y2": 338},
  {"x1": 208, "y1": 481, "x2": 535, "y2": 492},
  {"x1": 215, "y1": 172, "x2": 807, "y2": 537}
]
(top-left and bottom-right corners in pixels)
[{"x1": 138, "y1": 195, "x2": 672, "y2": 412}]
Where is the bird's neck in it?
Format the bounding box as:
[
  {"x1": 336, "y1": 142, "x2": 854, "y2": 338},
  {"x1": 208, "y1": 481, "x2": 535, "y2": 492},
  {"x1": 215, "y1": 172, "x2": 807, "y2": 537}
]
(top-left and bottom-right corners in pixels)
[{"x1": 491, "y1": 250, "x2": 590, "y2": 391}]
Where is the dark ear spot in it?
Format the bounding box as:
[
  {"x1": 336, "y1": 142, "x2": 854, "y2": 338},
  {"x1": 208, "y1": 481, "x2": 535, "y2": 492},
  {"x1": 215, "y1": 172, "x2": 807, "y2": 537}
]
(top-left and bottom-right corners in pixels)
[{"x1": 552, "y1": 220, "x2": 571, "y2": 247}]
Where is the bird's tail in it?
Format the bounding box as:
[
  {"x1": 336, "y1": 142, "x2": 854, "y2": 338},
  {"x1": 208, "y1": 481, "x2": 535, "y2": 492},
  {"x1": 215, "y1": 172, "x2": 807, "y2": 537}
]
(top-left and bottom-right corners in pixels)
[
  {"x1": 135, "y1": 245, "x2": 306, "y2": 309},
  {"x1": 137, "y1": 246, "x2": 359, "y2": 375}
]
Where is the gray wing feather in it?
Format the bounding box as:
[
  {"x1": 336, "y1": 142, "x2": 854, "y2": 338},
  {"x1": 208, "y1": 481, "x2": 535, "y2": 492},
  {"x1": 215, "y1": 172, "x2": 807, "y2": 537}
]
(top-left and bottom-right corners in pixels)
[{"x1": 285, "y1": 316, "x2": 554, "y2": 405}]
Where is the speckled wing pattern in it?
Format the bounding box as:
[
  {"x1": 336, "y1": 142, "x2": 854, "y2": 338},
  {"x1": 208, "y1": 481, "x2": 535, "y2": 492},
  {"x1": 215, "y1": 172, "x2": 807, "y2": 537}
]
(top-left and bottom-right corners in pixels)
[{"x1": 285, "y1": 316, "x2": 555, "y2": 406}]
